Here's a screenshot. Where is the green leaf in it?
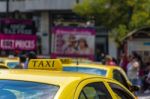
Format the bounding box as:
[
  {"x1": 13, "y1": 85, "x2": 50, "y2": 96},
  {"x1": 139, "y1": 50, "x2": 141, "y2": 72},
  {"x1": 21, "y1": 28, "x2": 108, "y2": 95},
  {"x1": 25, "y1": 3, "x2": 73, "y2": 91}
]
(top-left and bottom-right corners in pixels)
[{"x1": 73, "y1": 0, "x2": 150, "y2": 44}]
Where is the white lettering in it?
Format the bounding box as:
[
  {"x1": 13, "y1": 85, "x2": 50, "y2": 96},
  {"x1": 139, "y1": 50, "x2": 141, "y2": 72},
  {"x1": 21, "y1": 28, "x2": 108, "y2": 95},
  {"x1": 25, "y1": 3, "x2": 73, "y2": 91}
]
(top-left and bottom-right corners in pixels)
[
  {"x1": 3, "y1": 24, "x2": 32, "y2": 34},
  {"x1": 0, "y1": 39, "x2": 14, "y2": 49},
  {"x1": 15, "y1": 40, "x2": 35, "y2": 50}
]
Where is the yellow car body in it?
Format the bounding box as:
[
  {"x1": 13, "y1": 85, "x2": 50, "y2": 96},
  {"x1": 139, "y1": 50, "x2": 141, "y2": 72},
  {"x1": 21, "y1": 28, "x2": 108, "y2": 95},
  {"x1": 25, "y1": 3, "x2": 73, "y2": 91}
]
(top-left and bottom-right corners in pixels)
[
  {"x1": 0, "y1": 69, "x2": 136, "y2": 99},
  {"x1": 0, "y1": 63, "x2": 9, "y2": 69},
  {"x1": 63, "y1": 63, "x2": 134, "y2": 91},
  {"x1": 0, "y1": 57, "x2": 19, "y2": 69},
  {"x1": 0, "y1": 59, "x2": 137, "y2": 99}
]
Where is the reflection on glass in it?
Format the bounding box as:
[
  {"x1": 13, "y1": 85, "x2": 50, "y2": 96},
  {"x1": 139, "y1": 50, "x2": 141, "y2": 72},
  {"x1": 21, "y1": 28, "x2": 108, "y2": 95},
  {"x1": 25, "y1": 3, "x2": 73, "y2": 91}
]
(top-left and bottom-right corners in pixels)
[
  {"x1": 0, "y1": 80, "x2": 59, "y2": 99},
  {"x1": 63, "y1": 67, "x2": 107, "y2": 76}
]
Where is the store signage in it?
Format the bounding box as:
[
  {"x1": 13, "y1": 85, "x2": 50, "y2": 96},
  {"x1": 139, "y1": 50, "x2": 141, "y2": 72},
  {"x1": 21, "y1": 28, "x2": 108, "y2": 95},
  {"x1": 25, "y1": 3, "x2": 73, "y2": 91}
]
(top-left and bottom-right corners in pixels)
[
  {"x1": 0, "y1": 34, "x2": 36, "y2": 50},
  {"x1": 0, "y1": 18, "x2": 37, "y2": 51},
  {"x1": 0, "y1": 19, "x2": 36, "y2": 35}
]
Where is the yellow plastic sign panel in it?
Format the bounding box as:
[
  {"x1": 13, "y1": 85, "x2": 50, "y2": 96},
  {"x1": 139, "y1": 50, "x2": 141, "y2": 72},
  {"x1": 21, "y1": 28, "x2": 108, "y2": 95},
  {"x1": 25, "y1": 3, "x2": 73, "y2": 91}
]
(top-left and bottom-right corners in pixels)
[
  {"x1": 59, "y1": 58, "x2": 72, "y2": 64},
  {"x1": 28, "y1": 59, "x2": 62, "y2": 71}
]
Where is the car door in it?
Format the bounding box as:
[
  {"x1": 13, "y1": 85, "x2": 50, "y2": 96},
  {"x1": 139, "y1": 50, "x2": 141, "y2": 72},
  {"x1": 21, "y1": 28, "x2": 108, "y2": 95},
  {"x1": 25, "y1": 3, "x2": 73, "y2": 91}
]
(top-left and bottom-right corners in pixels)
[
  {"x1": 74, "y1": 78, "x2": 114, "y2": 99},
  {"x1": 107, "y1": 82, "x2": 135, "y2": 99},
  {"x1": 113, "y1": 70, "x2": 129, "y2": 89}
]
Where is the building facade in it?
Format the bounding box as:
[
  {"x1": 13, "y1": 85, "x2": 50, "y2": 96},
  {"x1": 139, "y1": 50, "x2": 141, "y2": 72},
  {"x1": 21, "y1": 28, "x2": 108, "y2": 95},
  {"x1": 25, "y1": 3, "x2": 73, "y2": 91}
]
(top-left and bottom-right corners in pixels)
[{"x1": 0, "y1": 0, "x2": 109, "y2": 57}]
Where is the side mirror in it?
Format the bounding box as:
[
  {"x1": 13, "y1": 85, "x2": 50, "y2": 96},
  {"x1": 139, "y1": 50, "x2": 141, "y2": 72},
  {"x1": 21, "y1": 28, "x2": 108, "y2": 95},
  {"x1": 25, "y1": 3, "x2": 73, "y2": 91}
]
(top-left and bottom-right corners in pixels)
[{"x1": 130, "y1": 85, "x2": 140, "y2": 92}]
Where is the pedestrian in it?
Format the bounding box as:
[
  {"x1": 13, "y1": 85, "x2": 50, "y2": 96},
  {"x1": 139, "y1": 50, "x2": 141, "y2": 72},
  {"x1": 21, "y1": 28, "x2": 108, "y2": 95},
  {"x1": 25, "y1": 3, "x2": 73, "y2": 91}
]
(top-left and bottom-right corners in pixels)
[
  {"x1": 142, "y1": 62, "x2": 150, "y2": 93},
  {"x1": 24, "y1": 51, "x2": 37, "y2": 69},
  {"x1": 95, "y1": 49, "x2": 101, "y2": 61},
  {"x1": 95, "y1": 49, "x2": 105, "y2": 63},
  {"x1": 127, "y1": 55, "x2": 140, "y2": 87},
  {"x1": 132, "y1": 52, "x2": 145, "y2": 77},
  {"x1": 105, "y1": 55, "x2": 116, "y2": 66},
  {"x1": 100, "y1": 52, "x2": 106, "y2": 64},
  {"x1": 15, "y1": 55, "x2": 26, "y2": 69},
  {"x1": 119, "y1": 53, "x2": 128, "y2": 72}
]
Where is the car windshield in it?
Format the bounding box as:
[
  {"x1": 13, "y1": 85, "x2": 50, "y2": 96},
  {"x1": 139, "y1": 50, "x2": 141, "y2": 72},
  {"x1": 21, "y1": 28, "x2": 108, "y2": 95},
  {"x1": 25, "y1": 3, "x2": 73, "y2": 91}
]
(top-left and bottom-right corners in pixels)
[
  {"x1": 0, "y1": 80, "x2": 59, "y2": 99},
  {"x1": 7, "y1": 62, "x2": 19, "y2": 68},
  {"x1": 63, "y1": 67, "x2": 107, "y2": 76}
]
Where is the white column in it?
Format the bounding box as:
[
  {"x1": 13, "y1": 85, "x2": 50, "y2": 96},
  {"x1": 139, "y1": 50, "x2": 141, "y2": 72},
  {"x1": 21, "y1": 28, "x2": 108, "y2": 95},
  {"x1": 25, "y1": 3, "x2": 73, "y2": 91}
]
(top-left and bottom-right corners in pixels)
[
  {"x1": 108, "y1": 38, "x2": 117, "y2": 58},
  {"x1": 40, "y1": 11, "x2": 50, "y2": 55}
]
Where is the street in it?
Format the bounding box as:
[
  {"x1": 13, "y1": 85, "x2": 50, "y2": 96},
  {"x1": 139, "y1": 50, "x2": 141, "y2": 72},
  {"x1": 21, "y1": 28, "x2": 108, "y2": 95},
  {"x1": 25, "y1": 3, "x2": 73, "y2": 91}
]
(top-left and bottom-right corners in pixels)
[{"x1": 138, "y1": 92, "x2": 150, "y2": 99}]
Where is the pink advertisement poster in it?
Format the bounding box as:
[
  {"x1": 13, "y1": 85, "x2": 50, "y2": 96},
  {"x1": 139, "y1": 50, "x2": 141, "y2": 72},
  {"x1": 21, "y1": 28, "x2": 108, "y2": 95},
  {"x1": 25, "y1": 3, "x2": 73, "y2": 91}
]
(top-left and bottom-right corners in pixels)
[
  {"x1": 51, "y1": 27, "x2": 96, "y2": 59},
  {"x1": 0, "y1": 34, "x2": 36, "y2": 50}
]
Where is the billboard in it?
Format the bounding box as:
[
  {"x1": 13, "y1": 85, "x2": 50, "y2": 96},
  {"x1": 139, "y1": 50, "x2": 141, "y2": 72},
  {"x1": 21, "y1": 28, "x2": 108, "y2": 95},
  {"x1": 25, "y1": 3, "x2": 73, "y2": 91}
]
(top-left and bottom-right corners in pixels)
[
  {"x1": 51, "y1": 27, "x2": 96, "y2": 59},
  {"x1": 0, "y1": 18, "x2": 36, "y2": 35},
  {"x1": 0, "y1": 34, "x2": 36, "y2": 50},
  {"x1": 0, "y1": 18, "x2": 37, "y2": 51}
]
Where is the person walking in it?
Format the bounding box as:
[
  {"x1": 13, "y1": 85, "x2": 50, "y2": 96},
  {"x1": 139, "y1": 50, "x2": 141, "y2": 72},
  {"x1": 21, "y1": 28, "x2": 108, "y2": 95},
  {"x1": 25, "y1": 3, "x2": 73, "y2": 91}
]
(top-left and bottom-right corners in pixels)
[
  {"x1": 119, "y1": 53, "x2": 128, "y2": 72},
  {"x1": 15, "y1": 55, "x2": 26, "y2": 69},
  {"x1": 142, "y1": 63, "x2": 150, "y2": 93},
  {"x1": 105, "y1": 55, "x2": 116, "y2": 66},
  {"x1": 127, "y1": 56, "x2": 140, "y2": 87},
  {"x1": 24, "y1": 51, "x2": 37, "y2": 69}
]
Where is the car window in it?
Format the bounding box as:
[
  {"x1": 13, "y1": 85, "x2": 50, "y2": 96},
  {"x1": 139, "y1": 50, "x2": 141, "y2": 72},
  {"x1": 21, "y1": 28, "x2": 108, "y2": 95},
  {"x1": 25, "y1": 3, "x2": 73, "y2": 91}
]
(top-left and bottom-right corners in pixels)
[
  {"x1": 7, "y1": 62, "x2": 19, "y2": 68},
  {"x1": 79, "y1": 82, "x2": 112, "y2": 99},
  {"x1": 79, "y1": 91, "x2": 86, "y2": 99},
  {"x1": 63, "y1": 67, "x2": 107, "y2": 76},
  {"x1": 109, "y1": 83, "x2": 134, "y2": 99},
  {"x1": 113, "y1": 70, "x2": 128, "y2": 88},
  {"x1": 0, "y1": 80, "x2": 59, "y2": 99}
]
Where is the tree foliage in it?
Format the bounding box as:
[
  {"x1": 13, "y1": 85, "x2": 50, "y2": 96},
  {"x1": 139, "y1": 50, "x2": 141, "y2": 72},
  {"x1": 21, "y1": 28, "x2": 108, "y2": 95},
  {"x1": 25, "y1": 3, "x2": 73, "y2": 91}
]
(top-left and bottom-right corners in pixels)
[{"x1": 73, "y1": 0, "x2": 150, "y2": 43}]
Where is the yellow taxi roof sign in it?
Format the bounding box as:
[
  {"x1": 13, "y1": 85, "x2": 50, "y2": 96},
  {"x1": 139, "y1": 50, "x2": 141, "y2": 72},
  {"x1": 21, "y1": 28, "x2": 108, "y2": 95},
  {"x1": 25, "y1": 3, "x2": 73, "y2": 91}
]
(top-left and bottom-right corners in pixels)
[
  {"x1": 59, "y1": 58, "x2": 72, "y2": 64},
  {"x1": 28, "y1": 59, "x2": 62, "y2": 70}
]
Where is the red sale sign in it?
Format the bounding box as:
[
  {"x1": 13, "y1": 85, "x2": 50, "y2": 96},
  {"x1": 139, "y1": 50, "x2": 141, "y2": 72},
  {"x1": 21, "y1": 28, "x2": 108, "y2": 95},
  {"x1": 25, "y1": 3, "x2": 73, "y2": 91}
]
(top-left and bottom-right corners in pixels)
[
  {"x1": 0, "y1": 18, "x2": 37, "y2": 51},
  {"x1": 0, "y1": 34, "x2": 36, "y2": 50}
]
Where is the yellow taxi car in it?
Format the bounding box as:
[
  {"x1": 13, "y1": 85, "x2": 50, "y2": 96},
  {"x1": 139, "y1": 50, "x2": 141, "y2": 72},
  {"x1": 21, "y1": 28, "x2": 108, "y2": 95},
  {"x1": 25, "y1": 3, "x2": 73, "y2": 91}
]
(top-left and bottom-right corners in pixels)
[
  {"x1": 0, "y1": 57, "x2": 19, "y2": 69},
  {"x1": 62, "y1": 60, "x2": 139, "y2": 92},
  {"x1": 0, "y1": 59, "x2": 137, "y2": 99},
  {"x1": 0, "y1": 63, "x2": 9, "y2": 69}
]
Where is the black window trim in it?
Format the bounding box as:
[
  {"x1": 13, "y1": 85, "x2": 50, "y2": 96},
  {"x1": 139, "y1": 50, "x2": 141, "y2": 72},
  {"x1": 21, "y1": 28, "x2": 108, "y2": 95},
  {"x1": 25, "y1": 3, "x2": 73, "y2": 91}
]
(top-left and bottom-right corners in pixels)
[
  {"x1": 109, "y1": 82, "x2": 134, "y2": 99},
  {"x1": 113, "y1": 69, "x2": 129, "y2": 88}
]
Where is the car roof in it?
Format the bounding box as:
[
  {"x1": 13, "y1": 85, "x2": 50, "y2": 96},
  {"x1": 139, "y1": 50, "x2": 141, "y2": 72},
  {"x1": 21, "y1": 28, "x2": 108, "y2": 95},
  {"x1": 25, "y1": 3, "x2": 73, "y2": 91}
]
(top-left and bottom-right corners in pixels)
[
  {"x1": 4, "y1": 59, "x2": 19, "y2": 62},
  {"x1": 0, "y1": 69, "x2": 110, "y2": 87},
  {"x1": 0, "y1": 58, "x2": 19, "y2": 62},
  {"x1": 63, "y1": 63, "x2": 121, "y2": 70}
]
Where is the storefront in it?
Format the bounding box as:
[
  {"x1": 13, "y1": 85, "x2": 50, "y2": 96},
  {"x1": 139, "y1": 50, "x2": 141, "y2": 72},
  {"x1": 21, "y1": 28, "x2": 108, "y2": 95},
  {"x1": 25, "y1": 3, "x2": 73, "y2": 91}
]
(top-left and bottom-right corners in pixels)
[
  {"x1": 128, "y1": 39, "x2": 150, "y2": 63},
  {"x1": 124, "y1": 27, "x2": 150, "y2": 63}
]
